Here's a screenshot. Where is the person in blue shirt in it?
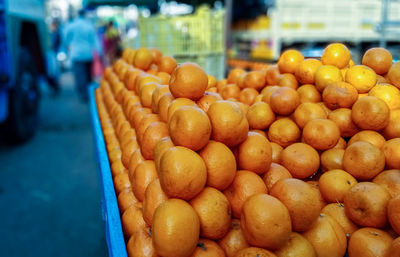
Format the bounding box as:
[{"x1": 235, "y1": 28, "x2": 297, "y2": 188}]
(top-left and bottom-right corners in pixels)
[{"x1": 64, "y1": 9, "x2": 101, "y2": 102}]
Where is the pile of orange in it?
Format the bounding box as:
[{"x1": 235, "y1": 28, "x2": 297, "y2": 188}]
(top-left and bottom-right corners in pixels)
[{"x1": 95, "y1": 45, "x2": 400, "y2": 257}]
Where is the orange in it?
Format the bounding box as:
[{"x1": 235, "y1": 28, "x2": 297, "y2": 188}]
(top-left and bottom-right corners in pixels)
[
  {"x1": 157, "y1": 71, "x2": 171, "y2": 85},
  {"x1": 218, "y1": 219, "x2": 249, "y2": 257},
  {"x1": 387, "y1": 62, "x2": 400, "y2": 88},
  {"x1": 320, "y1": 148, "x2": 345, "y2": 172},
  {"x1": 388, "y1": 195, "x2": 400, "y2": 235},
  {"x1": 207, "y1": 100, "x2": 249, "y2": 147},
  {"x1": 131, "y1": 160, "x2": 158, "y2": 201},
  {"x1": 133, "y1": 47, "x2": 154, "y2": 70},
  {"x1": 373, "y1": 169, "x2": 400, "y2": 198},
  {"x1": 207, "y1": 75, "x2": 217, "y2": 89},
  {"x1": 302, "y1": 213, "x2": 347, "y2": 257},
  {"x1": 143, "y1": 179, "x2": 168, "y2": 226},
  {"x1": 315, "y1": 65, "x2": 343, "y2": 92},
  {"x1": 246, "y1": 102, "x2": 275, "y2": 130},
  {"x1": 321, "y1": 43, "x2": 351, "y2": 68},
  {"x1": 168, "y1": 106, "x2": 211, "y2": 151},
  {"x1": 197, "y1": 92, "x2": 223, "y2": 113},
  {"x1": 343, "y1": 141, "x2": 385, "y2": 180},
  {"x1": 242, "y1": 71, "x2": 266, "y2": 90},
  {"x1": 293, "y1": 102, "x2": 327, "y2": 129},
  {"x1": 307, "y1": 181, "x2": 328, "y2": 208},
  {"x1": 136, "y1": 114, "x2": 160, "y2": 145},
  {"x1": 150, "y1": 48, "x2": 162, "y2": 64},
  {"x1": 362, "y1": 47, "x2": 393, "y2": 75},
  {"x1": 153, "y1": 136, "x2": 174, "y2": 173},
  {"x1": 318, "y1": 169, "x2": 357, "y2": 203},
  {"x1": 348, "y1": 227, "x2": 394, "y2": 257},
  {"x1": 344, "y1": 182, "x2": 391, "y2": 228},
  {"x1": 169, "y1": 63, "x2": 208, "y2": 100},
  {"x1": 241, "y1": 193, "x2": 292, "y2": 249},
  {"x1": 382, "y1": 109, "x2": 400, "y2": 139},
  {"x1": 235, "y1": 247, "x2": 277, "y2": 257},
  {"x1": 126, "y1": 229, "x2": 157, "y2": 257},
  {"x1": 135, "y1": 74, "x2": 161, "y2": 96},
  {"x1": 302, "y1": 118, "x2": 340, "y2": 150},
  {"x1": 328, "y1": 108, "x2": 359, "y2": 137},
  {"x1": 167, "y1": 98, "x2": 196, "y2": 123},
  {"x1": 159, "y1": 146, "x2": 207, "y2": 200},
  {"x1": 117, "y1": 190, "x2": 138, "y2": 214},
  {"x1": 322, "y1": 81, "x2": 358, "y2": 109},
  {"x1": 111, "y1": 160, "x2": 126, "y2": 178},
  {"x1": 278, "y1": 73, "x2": 299, "y2": 89},
  {"x1": 382, "y1": 138, "x2": 400, "y2": 169},
  {"x1": 238, "y1": 132, "x2": 272, "y2": 174},
  {"x1": 294, "y1": 58, "x2": 322, "y2": 84},
  {"x1": 220, "y1": 84, "x2": 240, "y2": 100},
  {"x1": 216, "y1": 79, "x2": 228, "y2": 92},
  {"x1": 189, "y1": 239, "x2": 225, "y2": 257},
  {"x1": 265, "y1": 65, "x2": 281, "y2": 85},
  {"x1": 369, "y1": 83, "x2": 400, "y2": 110},
  {"x1": 238, "y1": 88, "x2": 259, "y2": 105},
  {"x1": 189, "y1": 187, "x2": 231, "y2": 240},
  {"x1": 267, "y1": 118, "x2": 301, "y2": 147},
  {"x1": 281, "y1": 143, "x2": 320, "y2": 179},
  {"x1": 389, "y1": 237, "x2": 400, "y2": 257},
  {"x1": 199, "y1": 140, "x2": 236, "y2": 190},
  {"x1": 348, "y1": 130, "x2": 386, "y2": 149},
  {"x1": 121, "y1": 140, "x2": 139, "y2": 169},
  {"x1": 227, "y1": 68, "x2": 246, "y2": 84},
  {"x1": 131, "y1": 107, "x2": 151, "y2": 130},
  {"x1": 278, "y1": 49, "x2": 304, "y2": 74},
  {"x1": 140, "y1": 121, "x2": 169, "y2": 160},
  {"x1": 223, "y1": 170, "x2": 268, "y2": 218},
  {"x1": 157, "y1": 93, "x2": 174, "y2": 122},
  {"x1": 275, "y1": 232, "x2": 317, "y2": 257},
  {"x1": 321, "y1": 203, "x2": 359, "y2": 237},
  {"x1": 152, "y1": 199, "x2": 200, "y2": 257},
  {"x1": 269, "y1": 87, "x2": 300, "y2": 115},
  {"x1": 158, "y1": 56, "x2": 177, "y2": 74},
  {"x1": 270, "y1": 178, "x2": 321, "y2": 232},
  {"x1": 271, "y1": 142, "x2": 283, "y2": 163},
  {"x1": 151, "y1": 84, "x2": 170, "y2": 113},
  {"x1": 128, "y1": 149, "x2": 144, "y2": 180},
  {"x1": 261, "y1": 85, "x2": 280, "y2": 104},
  {"x1": 262, "y1": 163, "x2": 292, "y2": 191},
  {"x1": 297, "y1": 84, "x2": 322, "y2": 103},
  {"x1": 345, "y1": 65, "x2": 377, "y2": 93},
  {"x1": 121, "y1": 205, "x2": 147, "y2": 238}
]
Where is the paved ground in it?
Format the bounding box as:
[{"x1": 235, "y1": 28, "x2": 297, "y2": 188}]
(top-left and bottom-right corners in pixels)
[{"x1": 0, "y1": 73, "x2": 108, "y2": 257}]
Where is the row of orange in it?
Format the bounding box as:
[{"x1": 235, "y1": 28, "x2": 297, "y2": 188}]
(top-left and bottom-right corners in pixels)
[{"x1": 95, "y1": 45, "x2": 400, "y2": 257}]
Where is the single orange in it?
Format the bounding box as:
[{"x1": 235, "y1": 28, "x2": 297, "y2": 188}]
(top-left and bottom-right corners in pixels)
[
  {"x1": 246, "y1": 102, "x2": 275, "y2": 130},
  {"x1": 348, "y1": 227, "x2": 394, "y2": 257},
  {"x1": 297, "y1": 84, "x2": 322, "y2": 103},
  {"x1": 158, "y1": 56, "x2": 177, "y2": 74},
  {"x1": 189, "y1": 187, "x2": 231, "y2": 240},
  {"x1": 382, "y1": 109, "x2": 400, "y2": 139},
  {"x1": 345, "y1": 65, "x2": 377, "y2": 93},
  {"x1": 278, "y1": 49, "x2": 304, "y2": 74},
  {"x1": 281, "y1": 143, "x2": 320, "y2": 179},
  {"x1": 302, "y1": 118, "x2": 340, "y2": 150},
  {"x1": 321, "y1": 43, "x2": 351, "y2": 68},
  {"x1": 318, "y1": 169, "x2": 358, "y2": 203},
  {"x1": 348, "y1": 130, "x2": 386, "y2": 149},
  {"x1": 269, "y1": 87, "x2": 300, "y2": 115},
  {"x1": 293, "y1": 102, "x2": 327, "y2": 129},
  {"x1": 271, "y1": 142, "x2": 284, "y2": 163},
  {"x1": 368, "y1": 83, "x2": 400, "y2": 110},
  {"x1": 373, "y1": 169, "x2": 400, "y2": 198},
  {"x1": 320, "y1": 148, "x2": 345, "y2": 172},
  {"x1": 315, "y1": 65, "x2": 343, "y2": 92},
  {"x1": 270, "y1": 178, "x2": 321, "y2": 232},
  {"x1": 169, "y1": 62, "x2": 208, "y2": 100},
  {"x1": 143, "y1": 179, "x2": 168, "y2": 226},
  {"x1": 241, "y1": 193, "x2": 292, "y2": 249},
  {"x1": 262, "y1": 163, "x2": 292, "y2": 191},
  {"x1": 328, "y1": 108, "x2": 359, "y2": 137},
  {"x1": 321, "y1": 203, "x2": 359, "y2": 237},
  {"x1": 197, "y1": 92, "x2": 222, "y2": 113},
  {"x1": 152, "y1": 199, "x2": 200, "y2": 257},
  {"x1": 131, "y1": 160, "x2": 158, "y2": 201},
  {"x1": 199, "y1": 140, "x2": 237, "y2": 191},
  {"x1": 227, "y1": 68, "x2": 246, "y2": 84},
  {"x1": 387, "y1": 61, "x2": 400, "y2": 88},
  {"x1": 362, "y1": 47, "x2": 393, "y2": 75},
  {"x1": 294, "y1": 58, "x2": 322, "y2": 84},
  {"x1": 220, "y1": 83, "x2": 240, "y2": 100},
  {"x1": 218, "y1": 219, "x2": 249, "y2": 257},
  {"x1": 344, "y1": 182, "x2": 391, "y2": 228},
  {"x1": 133, "y1": 47, "x2": 154, "y2": 70},
  {"x1": 268, "y1": 118, "x2": 301, "y2": 147},
  {"x1": 169, "y1": 106, "x2": 211, "y2": 151},
  {"x1": 351, "y1": 96, "x2": 390, "y2": 131},
  {"x1": 382, "y1": 138, "x2": 400, "y2": 169},
  {"x1": 322, "y1": 81, "x2": 358, "y2": 109},
  {"x1": 140, "y1": 121, "x2": 169, "y2": 160},
  {"x1": 278, "y1": 73, "x2": 299, "y2": 89},
  {"x1": 238, "y1": 88, "x2": 259, "y2": 105}
]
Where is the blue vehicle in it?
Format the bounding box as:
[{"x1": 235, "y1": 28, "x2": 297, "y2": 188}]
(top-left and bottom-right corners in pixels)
[{"x1": 0, "y1": 0, "x2": 49, "y2": 142}]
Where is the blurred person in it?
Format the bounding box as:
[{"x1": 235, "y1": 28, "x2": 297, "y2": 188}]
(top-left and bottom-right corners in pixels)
[
  {"x1": 103, "y1": 20, "x2": 121, "y2": 65},
  {"x1": 64, "y1": 9, "x2": 101, "y2": 102},
  {"x1": 47, "y1": 19, "x2": 61, "y2": 95}
]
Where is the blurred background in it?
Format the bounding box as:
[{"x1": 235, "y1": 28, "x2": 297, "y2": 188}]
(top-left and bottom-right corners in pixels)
[{"x1": 0, "y1": 0, "x2": 399, "y2": 256}]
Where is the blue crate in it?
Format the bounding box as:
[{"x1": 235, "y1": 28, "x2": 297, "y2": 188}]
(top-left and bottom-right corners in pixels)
[{"x1": 89, "y1": 83, "x2": 128, "y2": 257}]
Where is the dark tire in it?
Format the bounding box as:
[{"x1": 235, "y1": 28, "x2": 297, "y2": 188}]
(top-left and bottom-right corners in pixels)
[{"x1": 7, "y1": 47, "x2": 40, "y2": 143}]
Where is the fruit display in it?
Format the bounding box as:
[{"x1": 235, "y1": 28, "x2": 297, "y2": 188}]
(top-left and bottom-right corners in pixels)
[{"x1": 94, "y1": 44, "x2": 400, "y2": 257}]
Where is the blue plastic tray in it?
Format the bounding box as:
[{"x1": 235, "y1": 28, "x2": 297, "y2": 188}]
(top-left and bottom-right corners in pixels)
[{"x1": 89, "y1": 83, "x2": 128, "y2": 257}]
